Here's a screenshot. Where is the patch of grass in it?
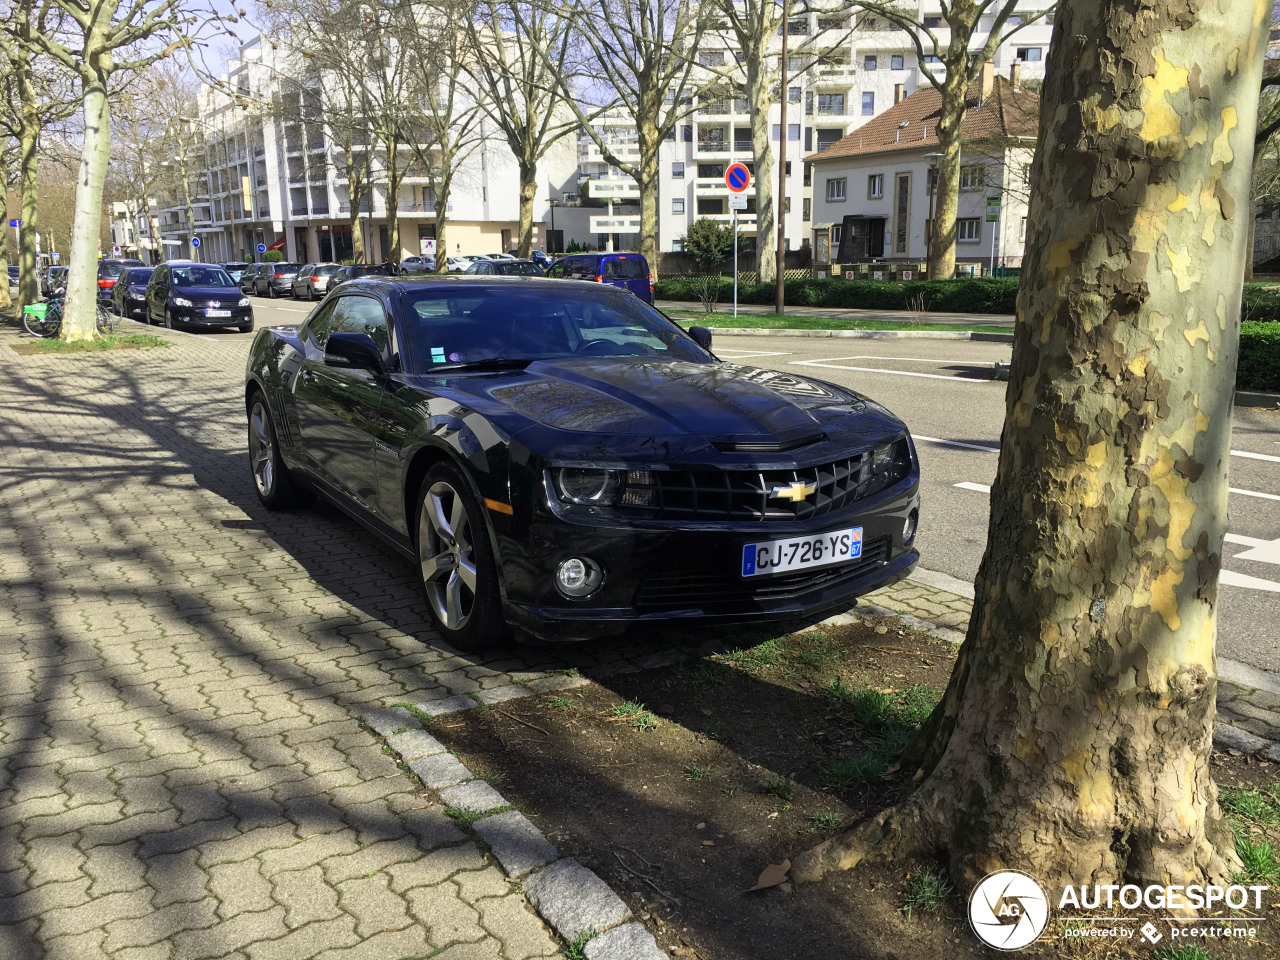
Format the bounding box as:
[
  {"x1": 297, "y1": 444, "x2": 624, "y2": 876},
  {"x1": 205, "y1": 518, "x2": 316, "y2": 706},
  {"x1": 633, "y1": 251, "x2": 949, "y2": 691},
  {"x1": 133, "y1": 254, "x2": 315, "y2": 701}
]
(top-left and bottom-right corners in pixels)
[
  {"x1": 827, "y1": 679, "x2": 896, "y2": 727},
  {"x1": 561, "y1": 930, "x2": 598, "y2": 960},
  {"x1": 610, "y1": 700, "x2": 658, "y2": 732},
  {"x1": 714, "y1": 638, "x2": 784, "y2": 670},
  {"x1": 1221, "y1": 785, "x2": 1280, "y2": 823},
  {"x1": 1234, "y1": 833, "x2": 1280, "y2": 883},
  {"x1": 17, "y1": 332, "x2": 169, "y2": 354},
  {"x1": 873, "y1": 725, "x2": 916, "y2": 761},
  {"x1": 444, "y1": 806, "x2": 484, "y2": 830},
  {"x1": 824, "y1": 754, "x2": 888, "y2": 791},
  {"x1": 901, "y1": 867, "x2": 954, "y2": 917},
  {"x1": 393, "y1": 703, "x2": 434, "y2": 726},
  {"x1": 546, "y1": 696, "x2": 576, "y2": 709},
  {"x1": 683, "y1": 764, "x2": 714, "y2": 781},
  {"x1": 898, "y1": 685, "x2": 943, "y2": 726},
  {"x1": 808, "y1": 812, "x2": 844, "y2": 831},
  {"x1": 1153, "y1": 946, "x2": 1216, "y2": 960},
  {"x1": 759, "y1": 773, "x2": 795, "y2": 802}
]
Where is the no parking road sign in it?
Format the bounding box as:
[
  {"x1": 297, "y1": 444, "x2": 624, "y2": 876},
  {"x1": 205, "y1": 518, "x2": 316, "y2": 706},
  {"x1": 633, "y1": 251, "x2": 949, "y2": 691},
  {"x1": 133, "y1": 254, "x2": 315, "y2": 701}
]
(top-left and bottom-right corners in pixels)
[{"x1": 725, "y1": 162, "x2": 751, "y2": 193}]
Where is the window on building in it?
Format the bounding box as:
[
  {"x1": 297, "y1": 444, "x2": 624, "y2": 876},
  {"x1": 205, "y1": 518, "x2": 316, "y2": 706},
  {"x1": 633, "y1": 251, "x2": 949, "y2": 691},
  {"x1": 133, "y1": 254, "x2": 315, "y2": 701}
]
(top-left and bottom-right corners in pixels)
[
  {"x1": 1022, "y1": 164, "x2": 1032, "y2": 185},
  {"x1": 734, "y1": 50, "x2": 746, "y2": 63},
  {"x1": 817, "y1": 93, "x2": 845, "y2": 115},
  {"x1": 785, "y1": 161, "x2": 792, "y2": 176},
  {"x1": 672, "y1": 161, "x2": 685, "y2": 179},
  {"x1": 816, "y1": 129, "x2": 843, "y2": 152},
  {"x1": 817, "y1": 17, "x2": 847, "y2": 31},
  {"x1": 1019, "y1": 217, "x2": 1027, "y2": 242},
  {"x1": 923, "y1": 54, "x2": 942, "y2": 64},
  {"x1": 891, "y1": 54, "x2": 904, "y2": 70},
  {"x1": 861, "y1": 91, "x2": 875, "y2": 115},
  {"x1": 958, "y1": 218, "x2": 981, "y2": 242},
  {"x1": 868, "y1": 173, "x2": 884, "y2": 199},
  {"x1": 959, "y1": 164, "x2": 985, "y2": 190},
  {"x1": 864, "y1": 55, "x2": 877, "y2": 70},
  {"x1": 826, "y1": 178, "x2": 846, "y2": 202},
  {"x1": 832, "y1": 224, "x2": 842, "y2": 246},
  {"x1": 699, "y1": 51, "x2": 724, "y2": 66},
  {"x1": 923, "y1": 16, "x2": 942, "y2": 27},
  {"x1": 788, "y1": 124, "x2": 800, "y2": 141},
  {"x1": 1016, "y1": 47, "x2": 1042, "y2": 61},
  {"x1": 696, "y1": 197, "x2": 724, "y2": 215},
  {"x1": 785, "y1": 196, "x2": 792, "y2": 213},
  {"x1": 672, "y1": 239, "x2": 684, "y2": 252},
  {"x1": 803, "y1": 163, "x2": 812, "y2": 186},
  {"x1": 672, "y1": 197, "x2": 685, "y2": 214},
  {"x1": 682, "y1": 125, "x2": 693, "y2": 142},
  {"x1": 1008, "y1": 15, "x2": 1023, "y2": 26},
  {"x1": 788, "y1": 86, "x2": 802, "y2": 103},
  {"x1": 802, "y1": 197, "x2": 811, "y2": 221},
  {"x1": 772, "y1": 124, "x2": 780, "y2": 141}
]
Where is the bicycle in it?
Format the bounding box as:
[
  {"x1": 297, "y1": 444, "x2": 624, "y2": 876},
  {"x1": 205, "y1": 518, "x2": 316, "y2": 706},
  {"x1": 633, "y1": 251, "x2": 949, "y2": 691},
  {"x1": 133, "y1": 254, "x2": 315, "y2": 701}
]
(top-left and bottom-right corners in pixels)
[{"x1": 22, "y1": 294, "x2": 115, "y2": 338}]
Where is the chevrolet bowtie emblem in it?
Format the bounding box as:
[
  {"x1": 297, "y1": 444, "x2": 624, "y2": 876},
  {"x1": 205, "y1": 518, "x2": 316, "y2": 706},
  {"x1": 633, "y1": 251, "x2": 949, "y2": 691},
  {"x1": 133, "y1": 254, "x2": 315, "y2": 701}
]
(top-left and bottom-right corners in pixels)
[{"x1": 770, "y1": 481, "x2": 817, "y2": 502}]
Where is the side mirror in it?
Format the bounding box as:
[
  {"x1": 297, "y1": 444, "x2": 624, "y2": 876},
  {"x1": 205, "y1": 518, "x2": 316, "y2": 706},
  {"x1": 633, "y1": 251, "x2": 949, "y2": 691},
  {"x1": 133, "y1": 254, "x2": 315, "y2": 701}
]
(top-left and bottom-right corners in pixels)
[
  {"x1": 324, "y1": 331, "x2": 385, "y2": 373},
  {"x1": 688, "y1": 326, "x2": 713, "y2": 351}
]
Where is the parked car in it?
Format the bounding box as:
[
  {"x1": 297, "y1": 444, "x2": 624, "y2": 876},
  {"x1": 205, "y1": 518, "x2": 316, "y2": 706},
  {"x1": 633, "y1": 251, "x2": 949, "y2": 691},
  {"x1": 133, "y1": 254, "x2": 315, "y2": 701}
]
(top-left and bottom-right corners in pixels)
[
  {"x1": 545, "y1": 253, "x2": 654, "y2": 304},
  {"x1": 400, "y1": 256, "x2": 435, "y2": 274},
  {"x1": 240, "y1": 263, "x2": 268, "y2": 294},
  {"x1": 145, "y1": 262, "x2": 253, "y2": 332},
  {"x1": 96, "y1": 258, "x2": 143, "y2": 304},
  {"x1": 7, "y1": 264, "x2": 18, "y2": 285},
  {"x1": 248, "y1": 261, "x2": 301, "y2": 298},
  {"x1": 243, "y1": 276, "x2": 920, "y2": 651},
  {"x1": 111, "y1": 266, "x2": 155, "y2": 320},
  {"x1": 486, "y1": 253, "x2": 516, "y2": 261},
  {"x1": 41, "y1": 265, "x2": 68, "y2": 296},
  {"x1": 329, "y1": 263, "x2": 398, "y2": 291},
  {"x1": 291, "y1": 263, "x2": 341, "y2": 300},
  {"x1": 465, "y1": 259, "x2": 545, "y2": 276},
  {"x1": 530, "y1": 251, "x2": 553, "y2": 268},
  {"x1": 221, "y1": 263, "x2": 250, "y2": 284}
]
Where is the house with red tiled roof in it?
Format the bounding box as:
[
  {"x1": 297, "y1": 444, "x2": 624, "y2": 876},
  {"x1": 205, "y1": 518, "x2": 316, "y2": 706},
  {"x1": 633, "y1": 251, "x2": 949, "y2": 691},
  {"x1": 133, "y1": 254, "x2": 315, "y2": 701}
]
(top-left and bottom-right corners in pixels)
[{"x1": 805, "y1": 63, "x2": 1040, "y2": 271}]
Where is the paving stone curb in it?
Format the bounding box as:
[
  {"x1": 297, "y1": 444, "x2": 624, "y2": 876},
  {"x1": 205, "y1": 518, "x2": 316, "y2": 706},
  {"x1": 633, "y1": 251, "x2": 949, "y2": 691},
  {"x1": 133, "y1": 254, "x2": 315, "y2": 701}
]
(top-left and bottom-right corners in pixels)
[{"x1": 361, "y1": 702, "x2": 663, "y2": 959}]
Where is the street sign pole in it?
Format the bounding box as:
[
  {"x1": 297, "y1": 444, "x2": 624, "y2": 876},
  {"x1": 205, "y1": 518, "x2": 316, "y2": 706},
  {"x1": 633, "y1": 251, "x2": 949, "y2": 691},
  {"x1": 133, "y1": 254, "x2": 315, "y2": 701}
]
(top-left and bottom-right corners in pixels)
[
  {"x1": 733, "y1": 207, "x2": 738, "y2": 319},
  {"x1": 724, "y1": 163, "x2": 752, "y2": 320}
]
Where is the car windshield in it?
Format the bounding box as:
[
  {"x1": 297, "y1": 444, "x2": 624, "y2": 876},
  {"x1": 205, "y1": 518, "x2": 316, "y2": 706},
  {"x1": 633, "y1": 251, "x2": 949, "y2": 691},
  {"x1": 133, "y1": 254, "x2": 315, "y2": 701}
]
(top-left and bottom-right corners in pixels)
[
  {"x1": 128, "y1": 269, "x2": 154, "y2": 284},
  {"x1": 272, "y1": 263, "x2": 300, "y2": 272},
  {"x1": 497, "y1": 262, "x2": 544, "y2": 276},
  {"x1": 171, "y1": 266, "x2": 234, "y2": 287},
  {"x1": 402, "y1": 286, "x2": 711, "y2": 371},
  {"x1": 316, "y1": 265, "x2": 341, "y2": 276}
]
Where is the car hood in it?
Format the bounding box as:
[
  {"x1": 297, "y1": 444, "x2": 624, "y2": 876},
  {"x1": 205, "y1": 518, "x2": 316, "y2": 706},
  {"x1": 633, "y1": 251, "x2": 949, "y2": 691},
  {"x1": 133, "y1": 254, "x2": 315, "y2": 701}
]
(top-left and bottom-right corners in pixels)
[
  {"x1": 172, "y1": 285, "x2": 241, "y2": 300},
  {"x1": 409, "y1": 358, "x2": 906, "y2": 463}
]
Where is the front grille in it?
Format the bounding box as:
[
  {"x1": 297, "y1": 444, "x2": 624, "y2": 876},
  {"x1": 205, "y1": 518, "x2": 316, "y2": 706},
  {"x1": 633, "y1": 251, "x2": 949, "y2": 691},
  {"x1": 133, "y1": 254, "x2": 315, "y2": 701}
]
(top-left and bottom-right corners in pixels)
[
  {"x1": 617, "y1": 438, "x2": 910, "y2": 522},
  {"x1": 633, "y1": 537, "x2": 891, "y2": 612}
]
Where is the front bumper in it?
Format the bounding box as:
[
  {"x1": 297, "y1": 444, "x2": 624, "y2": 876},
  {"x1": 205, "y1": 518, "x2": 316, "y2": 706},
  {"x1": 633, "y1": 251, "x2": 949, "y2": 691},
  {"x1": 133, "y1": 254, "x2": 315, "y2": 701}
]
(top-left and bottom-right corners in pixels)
[
  {"x1": 169, "y1": 303, "x2": 253, "y2": 326},
  {"x1": 499, "y1": 484, "x2": 921, "y2": 641}
]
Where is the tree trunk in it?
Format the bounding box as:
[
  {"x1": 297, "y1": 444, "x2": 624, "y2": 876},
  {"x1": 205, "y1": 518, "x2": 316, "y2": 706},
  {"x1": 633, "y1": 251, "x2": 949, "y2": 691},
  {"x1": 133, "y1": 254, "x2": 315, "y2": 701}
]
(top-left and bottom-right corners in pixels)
[
  {"x1": 1245, "y1": 158, "x2": 1258, "y2": 282},
  {"x1": 18, "y1": 123, "x2": 39, "y2": 311},
  {"x1": 432, "y1": 165, "x2": 452, "y2": 273},
  {"x1": 64, "y1": 82, "x2": 111, "y2": 342},
  {"x1": 928, "y1": 75, "x2": 967, "y2": 281},
  {"x1": 637, "y1": 121, "x2": 660, "y2": 272},
  {"x1": 517, "y1": 159, "x2": 537, "y2": 259},
  {"x1": 145, "y1": 208, "x2": 162, "y2": 265},
  {"x1": 795, "y1": 0, "x2": 1269, "y2": 895},
  {"x1": 748, "y1": 61, "x2": 776, "y2": 284}
]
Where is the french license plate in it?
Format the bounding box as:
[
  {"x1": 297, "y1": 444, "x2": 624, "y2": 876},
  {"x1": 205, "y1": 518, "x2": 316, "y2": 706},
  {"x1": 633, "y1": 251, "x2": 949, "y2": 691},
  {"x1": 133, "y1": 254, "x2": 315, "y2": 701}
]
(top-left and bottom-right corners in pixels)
[
  {"x1": 742, "y1": 528, "x2": 863, "y2": 578},
  {"x1": 206, "y1": 309, "x2": 231, "y2": 317}
]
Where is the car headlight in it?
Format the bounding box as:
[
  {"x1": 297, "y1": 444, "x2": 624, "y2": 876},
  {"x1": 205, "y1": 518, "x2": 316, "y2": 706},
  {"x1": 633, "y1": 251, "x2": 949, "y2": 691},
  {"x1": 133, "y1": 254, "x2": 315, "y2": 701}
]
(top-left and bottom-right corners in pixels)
[
  {"x1": 238, "y1": 297, "x2": 250, "y2": 307},
  {"x1": 172, "y1": 297, "x2": 192, "y2": 307},
  {"x1": 130, "y1": 291, "x2": 145, "y2": 299},
  {"x1": 553, "y1": 468, "x2": 656, "y2": 507}
]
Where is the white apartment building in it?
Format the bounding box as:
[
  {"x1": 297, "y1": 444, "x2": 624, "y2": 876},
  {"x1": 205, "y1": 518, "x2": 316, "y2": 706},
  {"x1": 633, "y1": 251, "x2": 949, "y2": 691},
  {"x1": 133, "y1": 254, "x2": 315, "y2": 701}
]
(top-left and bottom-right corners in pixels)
[
  {"x1": 151, "y1": 36, "x2": 581, "y2": 265},
  {"x1": 576, "y1": 2, "x2": 1053, "y2": 255}
]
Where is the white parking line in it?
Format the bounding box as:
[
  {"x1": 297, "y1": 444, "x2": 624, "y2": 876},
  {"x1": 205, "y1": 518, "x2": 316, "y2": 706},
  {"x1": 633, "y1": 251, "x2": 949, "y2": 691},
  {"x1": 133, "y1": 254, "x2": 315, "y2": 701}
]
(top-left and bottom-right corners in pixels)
[
  {"x1": 790, "y1": 358, "x2": 990, "y2": 382},
  {"x1": 953, "y1": 481, "x2": 991, "y2": 493},
  {"x1": 1233, "y1": 450, "x2": 1280, "y2": 464},
  {"x1": 915, "y1": 435, "x2": 1001, "y2": 453},
  {"x1": 715, "y1": 349, "x2": 791, "y2": 359},
  {"x1": 920, "y1": 434, "x2": 1280, "y2": 471},
  {"x1": 1231, "y1": 487, "x2": 1280, "y2": 502}
]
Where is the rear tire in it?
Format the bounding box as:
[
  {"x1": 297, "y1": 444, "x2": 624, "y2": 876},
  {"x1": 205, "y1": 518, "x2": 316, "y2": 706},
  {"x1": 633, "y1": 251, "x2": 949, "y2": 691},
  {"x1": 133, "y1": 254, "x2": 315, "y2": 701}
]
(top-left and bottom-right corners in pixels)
[
  {"x1": 414, "y1": 463, "x2": 509, "y2": 651},
  {"x1": 247, "y1": 391, "x2": 312, "y2": 509}
]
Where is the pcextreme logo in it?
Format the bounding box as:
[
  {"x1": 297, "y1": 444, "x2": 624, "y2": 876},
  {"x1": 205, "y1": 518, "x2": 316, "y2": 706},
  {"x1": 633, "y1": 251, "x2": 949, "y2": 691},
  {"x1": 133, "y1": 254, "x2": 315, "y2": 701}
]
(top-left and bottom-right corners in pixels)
[{"x1": 969, "y1": 870, "x2": 1051, "y2": 950}]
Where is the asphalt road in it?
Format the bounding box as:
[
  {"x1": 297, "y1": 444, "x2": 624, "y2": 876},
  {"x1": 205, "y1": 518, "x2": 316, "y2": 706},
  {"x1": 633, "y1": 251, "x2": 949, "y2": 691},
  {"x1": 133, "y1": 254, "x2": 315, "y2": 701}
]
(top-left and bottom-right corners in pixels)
[{"x1": 124, "y1": 295, "x2": 1280, "y2": 672}]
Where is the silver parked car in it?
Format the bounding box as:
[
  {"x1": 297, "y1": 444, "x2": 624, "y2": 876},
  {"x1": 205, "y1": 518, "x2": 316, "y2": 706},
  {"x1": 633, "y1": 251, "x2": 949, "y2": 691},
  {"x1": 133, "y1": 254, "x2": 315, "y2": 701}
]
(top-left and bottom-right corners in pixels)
[{"x1": 291, "y1": 263, "x2": 341, "y2": 300}]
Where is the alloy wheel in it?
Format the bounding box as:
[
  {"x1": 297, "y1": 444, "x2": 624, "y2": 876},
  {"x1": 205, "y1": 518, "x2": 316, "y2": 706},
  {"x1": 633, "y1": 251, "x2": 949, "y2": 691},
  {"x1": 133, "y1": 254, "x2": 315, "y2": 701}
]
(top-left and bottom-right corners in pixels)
[
  {"x1": 418, "y1": 480, "x2": 478, "y2": 631},
  {"x1": 248, "y1": 401, "x2": 276, "y2": 498}
]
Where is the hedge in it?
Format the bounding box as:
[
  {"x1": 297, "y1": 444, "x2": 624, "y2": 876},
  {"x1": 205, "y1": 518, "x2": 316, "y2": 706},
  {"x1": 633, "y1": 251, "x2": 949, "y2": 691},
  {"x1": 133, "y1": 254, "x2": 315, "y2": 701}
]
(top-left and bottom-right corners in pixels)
[
  {"x1": 1239, "y1": 321, "x2": 1280, "y2": 392},
  {"x1": 653, "y1": 276, "x2": 1021, "y2": 313}
]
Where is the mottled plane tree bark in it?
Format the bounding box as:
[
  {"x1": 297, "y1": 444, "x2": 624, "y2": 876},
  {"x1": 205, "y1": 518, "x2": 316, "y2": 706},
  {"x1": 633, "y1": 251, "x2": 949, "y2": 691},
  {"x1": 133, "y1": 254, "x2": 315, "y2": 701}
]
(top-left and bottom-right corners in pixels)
[{"x1": 794, "y1": 0, "x2": 1271, "y2": 892}]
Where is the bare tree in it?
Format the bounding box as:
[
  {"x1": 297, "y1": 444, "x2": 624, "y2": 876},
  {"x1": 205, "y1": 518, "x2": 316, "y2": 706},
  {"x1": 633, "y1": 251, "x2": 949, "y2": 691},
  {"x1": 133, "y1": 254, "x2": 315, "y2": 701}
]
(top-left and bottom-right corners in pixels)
[
  {"x1": 549, "y1": 0, "x2": 720, "y2": 271},
  {"x1": 34, "y1": 0, "x2": 198, "y2": 340},
  {"x1": 794, "y1": 0, "x2": 1269, "y2": 893},
  {"x1": 463, "y1": 0, "x2": 579, "y2": 258},
  {"x1": 846, "y1": 1, "x2": 1054, "y2": 280}
]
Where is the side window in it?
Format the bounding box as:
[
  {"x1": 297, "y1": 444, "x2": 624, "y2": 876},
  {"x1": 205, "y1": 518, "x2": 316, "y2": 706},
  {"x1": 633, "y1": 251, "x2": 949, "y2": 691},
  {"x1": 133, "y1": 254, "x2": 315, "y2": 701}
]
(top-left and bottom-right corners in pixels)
[
  {"x1": 332, "y1": 295, "x2": 392, "y2": 360},
  {"x1": 302, "y1": 298, "x2": 340, "y2": 349},
  {"x1": 546, "y1": 263, "x2": 565, "y2": 279}
]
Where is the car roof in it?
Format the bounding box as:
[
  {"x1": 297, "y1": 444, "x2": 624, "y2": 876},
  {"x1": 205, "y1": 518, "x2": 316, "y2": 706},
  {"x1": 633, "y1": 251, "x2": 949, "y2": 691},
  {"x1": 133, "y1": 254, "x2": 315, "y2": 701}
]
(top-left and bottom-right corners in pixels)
[{"x1": 340, "y1": 275, "x2": 633, "y2": 294}]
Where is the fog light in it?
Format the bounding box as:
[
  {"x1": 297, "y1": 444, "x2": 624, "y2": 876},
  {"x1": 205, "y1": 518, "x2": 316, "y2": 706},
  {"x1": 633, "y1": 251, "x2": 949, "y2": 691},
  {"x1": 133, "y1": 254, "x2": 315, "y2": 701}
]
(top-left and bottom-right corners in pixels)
[
  {"x1": 903, "y1": 509, "x2": 919, "y2": 544},
  {"x1": 555, "y1": 557, "x2": 604, "y2": 598}
]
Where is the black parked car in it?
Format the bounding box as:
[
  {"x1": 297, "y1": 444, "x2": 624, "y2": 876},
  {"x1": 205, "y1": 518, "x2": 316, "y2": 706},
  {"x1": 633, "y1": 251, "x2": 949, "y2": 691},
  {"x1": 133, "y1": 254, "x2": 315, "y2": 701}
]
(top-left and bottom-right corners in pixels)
[
  {"x1": 465, "y1": 259, "x2": 545, "y2": 276},
  {"x1": 329, "y1": 263, "x2": 397, "y2": 291},
  {"x1": 96, "y1": 258, "x2": 144, "y2": 304},
  {"x1": 244, "y1": 277, "x2": 919, "y2": 651},
  {"x1": 111, "y1": 266, "x2": 155, "y2": 320},
  {"x1": 222, "y1": 263, "x2": 250, "y2": 284},
  {"x1": 146, "y1": 262, "x2": 253, "y2": 331}
]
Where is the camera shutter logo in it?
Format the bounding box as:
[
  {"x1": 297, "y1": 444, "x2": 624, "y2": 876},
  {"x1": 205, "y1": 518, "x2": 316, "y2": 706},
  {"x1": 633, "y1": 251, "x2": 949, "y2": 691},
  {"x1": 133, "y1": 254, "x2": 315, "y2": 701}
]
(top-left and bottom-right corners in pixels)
[{"x1": 968, "y1": 870, "x2": 1050, "y2": 950}]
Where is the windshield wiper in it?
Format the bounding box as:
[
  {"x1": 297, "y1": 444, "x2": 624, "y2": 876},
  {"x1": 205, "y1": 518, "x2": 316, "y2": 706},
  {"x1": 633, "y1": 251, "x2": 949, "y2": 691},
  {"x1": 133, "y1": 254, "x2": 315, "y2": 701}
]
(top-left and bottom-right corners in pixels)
[{"x1": 427, "y1": 357, "x2": 533, "y2": 372}]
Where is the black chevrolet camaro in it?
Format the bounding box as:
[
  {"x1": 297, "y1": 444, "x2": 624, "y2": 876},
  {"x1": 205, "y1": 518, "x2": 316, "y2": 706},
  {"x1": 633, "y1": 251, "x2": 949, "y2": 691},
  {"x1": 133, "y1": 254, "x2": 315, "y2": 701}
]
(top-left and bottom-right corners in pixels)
[{"x1": 244, "y1": 277, "x2": 921, "y2": 650}]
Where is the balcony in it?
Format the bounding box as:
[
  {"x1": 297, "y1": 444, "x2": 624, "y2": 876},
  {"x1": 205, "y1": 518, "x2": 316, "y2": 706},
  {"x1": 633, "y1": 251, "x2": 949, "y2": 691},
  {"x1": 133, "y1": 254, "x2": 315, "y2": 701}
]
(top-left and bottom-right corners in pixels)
[
  {"x1": 733, "y1": 139, "x2": 753, "y2": 153},
  {"x1": 816, "y1": 103, "x2": 848, "y2": 116},
  {"x1": 337, "y1": 201, "x2": 372, "y2": 214},
  {"x1": 395, "y1": 200, "x2": 454, "y2": 214},
  {"x1": 695, "y1": 178, "x2": 730, "y2": 194},
  {"x1": 696, "y1": 140, "x2": 731, "y2": 156},
  {"x1": 290, "y1": 205, "x2": 308, "y2": 217}
]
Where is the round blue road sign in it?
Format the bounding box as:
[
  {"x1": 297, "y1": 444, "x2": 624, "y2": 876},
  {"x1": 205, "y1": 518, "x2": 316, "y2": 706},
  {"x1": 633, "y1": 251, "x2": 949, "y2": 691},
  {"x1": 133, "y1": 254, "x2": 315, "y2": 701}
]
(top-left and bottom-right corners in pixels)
[
  {"x1": 257, "y1": 243, "x2": 267, "y2": 253},
  {"x1": 725, "y1": 163, "x2": 751, "y2": 193},
  {"x1": 191, "y1": 236, "x2": 201, "y2": 248}
]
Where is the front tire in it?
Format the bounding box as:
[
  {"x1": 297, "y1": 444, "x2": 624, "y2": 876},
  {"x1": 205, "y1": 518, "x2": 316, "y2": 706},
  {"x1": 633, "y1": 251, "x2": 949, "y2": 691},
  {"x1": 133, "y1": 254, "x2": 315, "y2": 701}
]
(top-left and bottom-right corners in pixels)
[
  {"x1": 415, "y1": 464, "x2": 508, "y2": 651},
  {"x1": 247, "y1": 392, "x2": 312, "y2": 509},
  {"x1": 238, "y1": 318, "x2": 254, "y2": 333}
]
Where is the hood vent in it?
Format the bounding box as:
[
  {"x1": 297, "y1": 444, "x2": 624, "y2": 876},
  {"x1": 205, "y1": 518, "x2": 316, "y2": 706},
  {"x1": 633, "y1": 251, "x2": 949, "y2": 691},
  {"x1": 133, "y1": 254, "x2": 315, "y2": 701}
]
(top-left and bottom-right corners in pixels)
[{"x1": 712, "y1": 432, "x2": 824, "y2": 453}]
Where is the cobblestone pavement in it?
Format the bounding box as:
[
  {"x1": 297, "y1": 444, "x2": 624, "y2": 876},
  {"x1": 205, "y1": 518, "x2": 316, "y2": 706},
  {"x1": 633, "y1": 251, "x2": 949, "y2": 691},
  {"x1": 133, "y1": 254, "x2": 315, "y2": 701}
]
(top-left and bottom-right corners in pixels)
[{"x1": 0, "y1": 328, "x2": 707, "y2": 960}]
